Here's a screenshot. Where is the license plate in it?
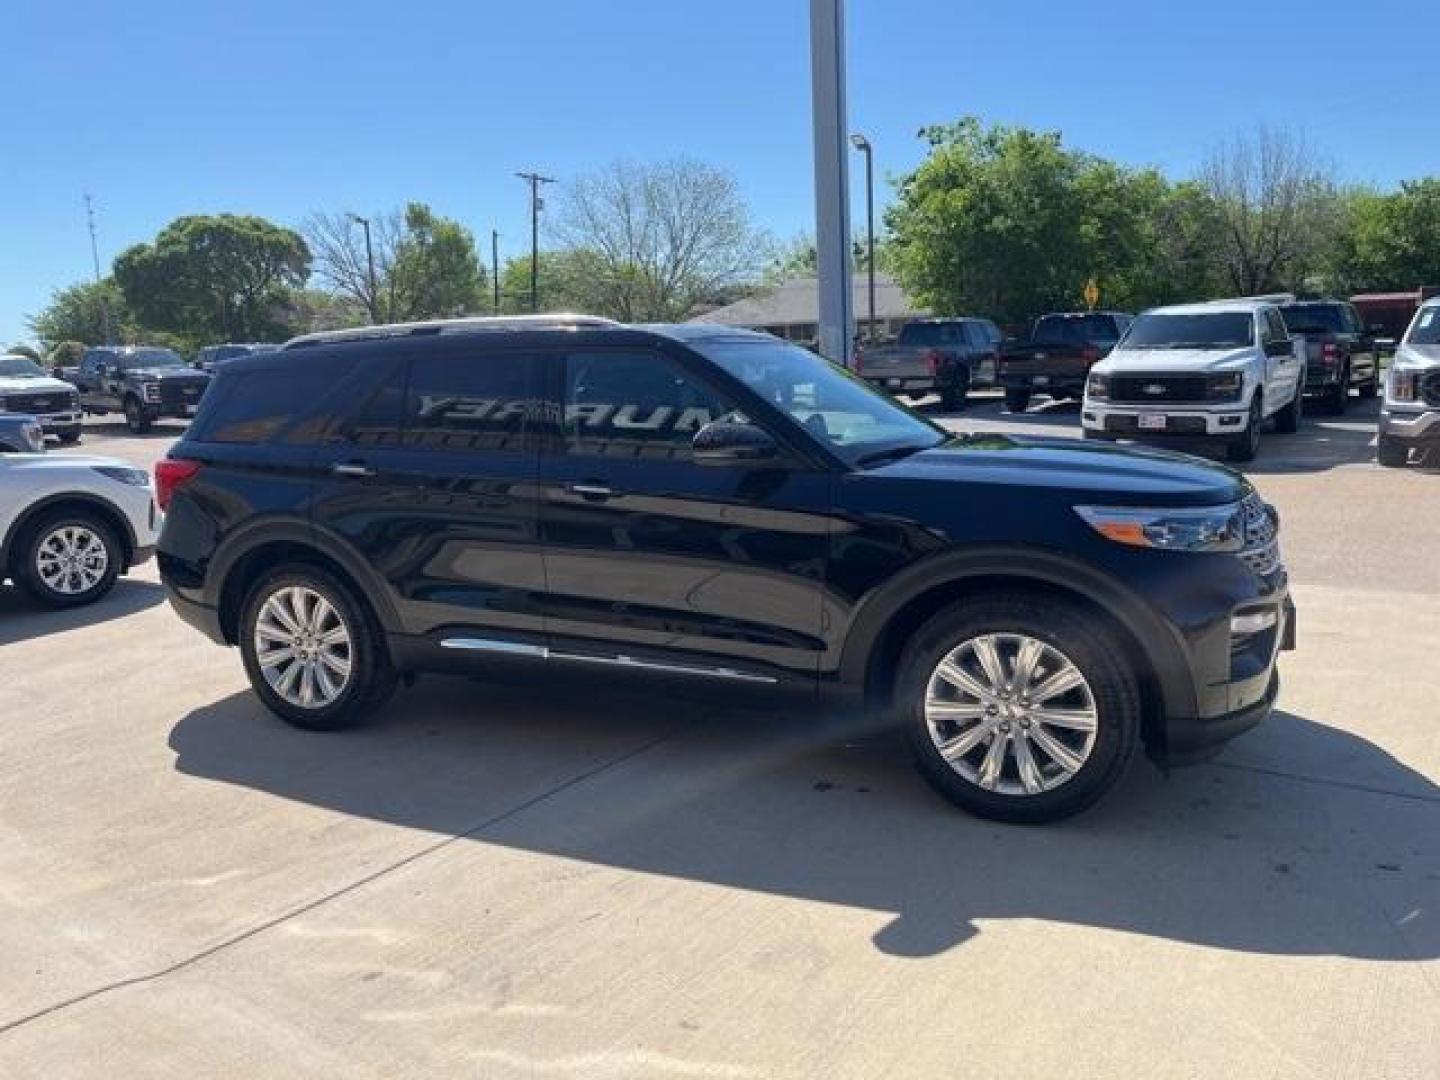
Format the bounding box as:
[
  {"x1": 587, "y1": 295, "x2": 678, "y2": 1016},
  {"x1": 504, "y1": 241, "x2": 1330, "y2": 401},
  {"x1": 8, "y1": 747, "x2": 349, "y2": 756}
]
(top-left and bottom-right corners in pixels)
[
  {"x1": 1033, "y1": 376, "x2": 1049, "y2": 387},
  {"x1": 887, "y1": 378, "x2": 904, "y2": 389},
  {"x1": 1138, "y1": 413, "x2": 1168, "y2": 431},
  {"x1": 184, "y1": 404, "x2": 199, "y2": 416}
]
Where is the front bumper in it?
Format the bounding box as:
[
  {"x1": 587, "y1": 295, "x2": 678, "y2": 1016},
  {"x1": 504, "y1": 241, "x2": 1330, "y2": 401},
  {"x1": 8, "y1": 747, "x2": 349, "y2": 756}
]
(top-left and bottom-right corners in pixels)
[
  {"x1": 28, "y1": 411, "x2": 82, "y2": 433},
  {"x1": 1002, "y1": 375, "x2": 1086, "y2": 393},
  {"x1": 865, "y1": 376, "x2": 940, "y2": 394},
  {"x1": 1379, "y1": 407, "x2": 1440, "y2": 445},
  {"x1": 1083, "y1": 402, "x2": 1250, "y2": 437}
]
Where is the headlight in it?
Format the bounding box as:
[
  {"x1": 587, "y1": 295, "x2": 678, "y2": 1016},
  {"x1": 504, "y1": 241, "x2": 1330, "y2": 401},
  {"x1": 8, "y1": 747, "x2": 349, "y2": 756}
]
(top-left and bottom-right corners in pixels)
[
  {"x1": 1388, "y1": 369, "x2": 1418, "y2": 403},
  {"x1": 1075, "y1": 503, "x2": 1244, "y2": 553},
  {"x1": 1086, "y1": 373, "x2": 1110, "y2": 401},
  {"x1": 93, "y1": 465, "x2": 151, "y2": 488},
  {"x1": 1206, "y1": 372, "x2": 1244, "y2": 401}
]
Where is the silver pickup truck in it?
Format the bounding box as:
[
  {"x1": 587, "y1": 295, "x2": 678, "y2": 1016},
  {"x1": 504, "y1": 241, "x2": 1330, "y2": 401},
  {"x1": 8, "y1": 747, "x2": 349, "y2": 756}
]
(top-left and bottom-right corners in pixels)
[{"x1": 854, "y1": 318, "x2": 1001, "y2": 410}]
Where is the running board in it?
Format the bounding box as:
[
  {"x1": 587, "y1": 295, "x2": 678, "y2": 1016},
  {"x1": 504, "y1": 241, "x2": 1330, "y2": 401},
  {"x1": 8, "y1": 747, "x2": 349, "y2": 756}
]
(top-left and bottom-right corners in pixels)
[{"x1": 438, "y1": 637, "x2": 777, "y2": 684}]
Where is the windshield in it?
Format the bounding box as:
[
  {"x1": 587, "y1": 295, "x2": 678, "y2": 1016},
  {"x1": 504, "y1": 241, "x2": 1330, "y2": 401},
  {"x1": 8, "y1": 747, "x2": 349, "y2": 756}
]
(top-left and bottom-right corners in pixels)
[
  {"x1": 0, "y1": 356, "x2": 47, "y2": 377},
  {"x1": 1280, "y1": 304, "x2": 1344, "y2": 334},
  {"x1": 1031, "y1": 314, "x2": 1118, "y2": 345},
  {"x1": 1406, "y1": 306, "x2": 1440, "y2": 346},
  {"x1": 697, "y1": 338, "x2": 945, "y2": 466},
  {"x1": 1121, "y1": 311, "x2": 1254, "y2": 350},
  {"x1": 123, "y1": 348, "x2": 186, "y2": 369}
]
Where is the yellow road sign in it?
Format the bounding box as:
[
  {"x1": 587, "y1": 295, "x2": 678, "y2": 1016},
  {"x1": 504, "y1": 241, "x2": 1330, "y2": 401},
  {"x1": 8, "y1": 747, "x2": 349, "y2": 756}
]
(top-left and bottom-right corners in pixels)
[{"x1": 1083, "y1": 278, "x2": 1100, "y2": 310}]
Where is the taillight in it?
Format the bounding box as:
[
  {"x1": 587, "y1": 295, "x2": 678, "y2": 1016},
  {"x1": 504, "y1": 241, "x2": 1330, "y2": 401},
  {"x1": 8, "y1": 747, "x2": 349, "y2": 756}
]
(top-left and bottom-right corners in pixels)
[
  {"x1": 924, "y1": 348, "x2": 941, "y2": 375},
  {"x1": 1322, "y1": 342, "x2": 1340, "y2": 362},
  {"x1": 154, "y1": 458, "x2": 202, "y2": 512}
]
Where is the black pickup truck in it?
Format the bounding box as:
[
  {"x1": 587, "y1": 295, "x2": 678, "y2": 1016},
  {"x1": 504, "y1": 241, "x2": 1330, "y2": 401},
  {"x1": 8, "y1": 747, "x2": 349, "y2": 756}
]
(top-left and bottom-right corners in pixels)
[
  {"x1": 70, "y1": 346, "x2": 212, "y2": 434},
  {"x1": 998, "y1": 312, "x2": 1131, "y2": 413},
  {"x1": 1276, "y1": 300, "x2": 1381, "y2": 414}
]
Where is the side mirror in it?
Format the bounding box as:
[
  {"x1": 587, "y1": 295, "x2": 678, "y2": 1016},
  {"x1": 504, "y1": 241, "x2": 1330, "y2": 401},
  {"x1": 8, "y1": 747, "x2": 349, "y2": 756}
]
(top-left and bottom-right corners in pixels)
[{"x1": 693, "y1": 420, "x2": 782, "y2": 467}]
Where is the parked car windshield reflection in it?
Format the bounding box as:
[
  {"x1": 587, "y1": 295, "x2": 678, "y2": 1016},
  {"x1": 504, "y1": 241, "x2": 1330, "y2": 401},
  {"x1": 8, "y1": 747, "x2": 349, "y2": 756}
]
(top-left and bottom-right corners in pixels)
[
  {"x1": 1405, "y1": 307, "x2": 1440, "y2": 345},
  {"x1": 698, "y1": 338, "x2": 944, "y2": 466},
  {"x1": 0, "y1": 356, "x2": 48, "y2": 377}
]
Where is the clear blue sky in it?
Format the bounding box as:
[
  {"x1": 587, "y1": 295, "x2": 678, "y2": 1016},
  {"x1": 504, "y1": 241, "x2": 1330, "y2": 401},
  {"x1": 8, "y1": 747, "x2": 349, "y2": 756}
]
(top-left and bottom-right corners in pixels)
[{"x1": 3, "y1": 0, "x2": 1435, "y2": 346}]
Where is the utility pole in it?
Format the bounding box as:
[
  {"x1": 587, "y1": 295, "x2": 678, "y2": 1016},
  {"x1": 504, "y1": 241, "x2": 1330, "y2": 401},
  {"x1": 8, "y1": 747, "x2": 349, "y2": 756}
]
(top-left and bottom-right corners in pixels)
[
  {"x1": 850, "y1": 133, "x2": 876, "y2": 341},
  {"x1": 346, "y1": 213, "x2": 378, "y2": 322},
  {"x1": 809, "y1": 0, "x2": 854, "y2": 366},
  {"x1": 491, "y1": 229, "x2": 501, "y2": 313},
  {"x1": 84, "y1": 193, "x2": 113, "y2": 345},
  {"x1": 515, "y1": 172, "x2": 555, "y2": 312}
]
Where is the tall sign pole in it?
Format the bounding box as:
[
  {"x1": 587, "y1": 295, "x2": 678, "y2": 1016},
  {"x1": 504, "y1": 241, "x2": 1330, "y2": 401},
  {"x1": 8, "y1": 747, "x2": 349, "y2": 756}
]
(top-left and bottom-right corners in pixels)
[
  {"x1": 516, "y1": 172, "x2": 556, "y2": 313},
  {"x1": 809, "y1": 0, "x2": 855, "y2": 366}
]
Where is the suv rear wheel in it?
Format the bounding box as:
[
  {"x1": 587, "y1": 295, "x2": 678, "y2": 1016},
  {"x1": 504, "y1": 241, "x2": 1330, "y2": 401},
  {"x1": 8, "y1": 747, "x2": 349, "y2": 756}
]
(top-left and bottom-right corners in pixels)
[
  {"x1": 239, "y1": 566, "x2": 397, "y2": 731},
  {"x1": 896, "y1": 595, "x2": 1140, "y2": 823},
  {"x1": 13, "y1": 509, "x2": 122, "y2": 608}
]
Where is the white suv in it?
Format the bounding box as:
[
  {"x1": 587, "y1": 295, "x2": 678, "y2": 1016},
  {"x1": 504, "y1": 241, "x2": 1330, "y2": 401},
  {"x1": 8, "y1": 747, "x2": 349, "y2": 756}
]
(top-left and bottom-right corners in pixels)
[
  {"x1": 1082, "y1": 299, "x2": 1306, "y2": 462},
  {"x1": 1, "y1": 454, "x2": 159, "y2": 607}
]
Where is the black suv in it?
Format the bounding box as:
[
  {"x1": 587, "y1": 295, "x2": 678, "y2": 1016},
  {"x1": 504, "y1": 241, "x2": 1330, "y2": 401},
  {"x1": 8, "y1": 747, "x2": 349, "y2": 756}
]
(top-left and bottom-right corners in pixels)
[{"x1": 156, "y1": 317, "x2": 1294, "y2": 822}]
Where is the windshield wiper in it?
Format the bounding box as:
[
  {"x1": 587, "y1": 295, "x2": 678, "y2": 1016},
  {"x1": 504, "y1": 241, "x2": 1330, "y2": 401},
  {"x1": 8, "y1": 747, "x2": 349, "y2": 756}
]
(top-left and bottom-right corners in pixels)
[{"x1": 854, "y1": 442, "x2": 935, "y2": 468}]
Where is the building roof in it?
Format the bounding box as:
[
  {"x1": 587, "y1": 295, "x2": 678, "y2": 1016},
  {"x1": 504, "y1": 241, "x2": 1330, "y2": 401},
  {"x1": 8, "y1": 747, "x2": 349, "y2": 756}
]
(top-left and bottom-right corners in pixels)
[{"x1": 691, "y1": 275, "x2": 927, "y2": 329}]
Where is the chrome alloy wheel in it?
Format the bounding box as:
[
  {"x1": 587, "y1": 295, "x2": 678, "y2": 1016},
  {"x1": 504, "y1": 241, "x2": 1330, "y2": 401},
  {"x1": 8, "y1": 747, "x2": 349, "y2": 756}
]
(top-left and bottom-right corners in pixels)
[
  {"x1": 924, "y1": 633, "x2": 1099, "y2": 796},
  {"x1": 35, "y1": 525, "x2": 109, "y2": 595},
  {"x1": 253, "y1": 586, "x2": 353, "y2": 709}
]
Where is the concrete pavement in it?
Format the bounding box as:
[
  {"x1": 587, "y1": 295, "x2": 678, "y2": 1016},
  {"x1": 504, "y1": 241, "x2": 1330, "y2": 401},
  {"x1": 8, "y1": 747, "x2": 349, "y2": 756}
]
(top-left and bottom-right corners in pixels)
[{"x1": 0, "y1": 400, "x2": 1436, "y2": 1078}]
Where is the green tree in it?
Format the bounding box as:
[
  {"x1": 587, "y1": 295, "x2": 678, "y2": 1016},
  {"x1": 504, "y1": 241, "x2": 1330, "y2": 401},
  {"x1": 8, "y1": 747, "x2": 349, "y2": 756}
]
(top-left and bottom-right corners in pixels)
[
  {"x1": 113, "y1": 214, "x2": 310, "y2": 342},
  {"x1": 887, "y1": 118, "x2": 1092, "y2": 323},
  {"x1": 1327, "y1": 178, "x2": 1440, "y2": 292},
  {"x1": 496, "y1": 249, "x2": 607, "y2": 314},
  {"x1": 47, "y1": 341, "x2": 87, "y2": 372},
  {"x1": 6, "y1": 343, "x2": 41, "y2": 361},
  {"x1": 27, "y1": 279, "x2": 131, "y2": 348},
  {"x1": 387, "y1": 203, "x2": 486, "y2": 321}
]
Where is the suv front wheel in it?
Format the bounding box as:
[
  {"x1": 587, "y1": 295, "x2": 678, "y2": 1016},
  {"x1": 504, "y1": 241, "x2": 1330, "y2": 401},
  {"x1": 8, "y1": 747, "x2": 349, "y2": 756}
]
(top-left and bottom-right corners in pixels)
[
  {"x1": 897, "y1": 595, "x2": 1140, "y2": 823},
  {"x1": 239, "y1": 566, "x2": 397, "y2": 730}
]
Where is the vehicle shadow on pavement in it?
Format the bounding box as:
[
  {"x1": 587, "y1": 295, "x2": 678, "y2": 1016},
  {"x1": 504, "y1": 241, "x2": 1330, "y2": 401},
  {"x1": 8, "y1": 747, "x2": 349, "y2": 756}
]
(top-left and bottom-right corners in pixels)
[
  {"x1": 169, "y1": 681, "x2": 1440, "y2": 962},
  {"x1": 0, "y1": 579, "x2": 164, "y2": 647}
]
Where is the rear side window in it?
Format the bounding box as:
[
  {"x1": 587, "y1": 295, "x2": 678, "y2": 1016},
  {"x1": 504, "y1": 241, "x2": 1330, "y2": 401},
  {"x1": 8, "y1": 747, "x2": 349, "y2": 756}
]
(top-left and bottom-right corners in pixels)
[
  {"x1": 403, "y1": 351, "x2": 542, "y2": 453},
  {"x1": 192, "y1": 359, "x2": 355, "y2": 444}
]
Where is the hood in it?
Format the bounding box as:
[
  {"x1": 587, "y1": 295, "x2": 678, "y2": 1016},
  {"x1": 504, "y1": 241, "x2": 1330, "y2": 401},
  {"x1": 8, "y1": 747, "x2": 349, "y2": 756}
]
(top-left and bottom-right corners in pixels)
[
  {"x1": 0, "y1": 373, "x2": 77, "y2": 394},
  {"x1": 1393, "y1": 343, "x2": 1440, "y2": 370},
  {"x1": 1095, "y1": 346, "x2": 1253, "y2": 374},
  {"x1": 129, "y1": 366, "x2": 208, "y2": 381},
  {"x1": 869, "y1": 434, "x2": 1247, "y2": 507},
  {"x1": 4, "y1": 452, "x2": 135, "y2": 473}
]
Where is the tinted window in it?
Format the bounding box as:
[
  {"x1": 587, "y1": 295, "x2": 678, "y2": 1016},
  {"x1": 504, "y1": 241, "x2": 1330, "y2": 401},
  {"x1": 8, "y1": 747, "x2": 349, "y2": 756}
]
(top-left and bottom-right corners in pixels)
[
  {"x1": 197, "y1": 364, "x2": 351, "y2": 444},
  {"x1": 1264, "y1": 309, "x2": 1290, "y2": 343},
  {"x1": 403, "y1": 351, "x2": 541, "y2": 453},
  {"x1": 698, "y1": 338, "x2": 944, "y2": 466},
  {"x1": 1122, "y1": 312, "x2": 1255, "y2": 349},
  {"x1": 1279, "y1": 304, "x2": 1344, "y2": 334},
  {"x1": 1407, "y1": 306, "x2": 1440, "y2": 345},
  {"x1": 563, "y1": 351, "x2": 736, "y2": 461},
  {"x1": 898, "y1": 323, "x2": 962, "y2": 347},
  {"x1": 119, "y1": 348, "x2": 186, "y2": 370},
  {"x1": 1032, "y1": 314, "x2": 1121, "y2": 345},
  {"x1": 0, "y1": 356, "x2": 45, "y2": 377}
]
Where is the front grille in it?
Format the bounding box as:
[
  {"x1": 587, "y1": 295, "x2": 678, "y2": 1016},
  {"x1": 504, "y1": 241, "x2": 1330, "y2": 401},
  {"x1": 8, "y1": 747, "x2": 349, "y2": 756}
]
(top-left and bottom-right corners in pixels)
[
  {"x1": 1240, "y1": 492, "x2": 1283, "y2": 578},
  {"x1": 1109, "y1": 374, "x2": 1210, "y2": 403},
  {"x1": 158, "y1": 381, "x2": 206, "y2": 411},
  {"x1": 1105, "y1": 414, "x2": 1207, "y2": 435},
  {"x1": 1422, "y1": 370, "x2": 1440, "y2": 409},
  {"x1": 1, "y1": 390, "x2": 78, "y2": 414}
]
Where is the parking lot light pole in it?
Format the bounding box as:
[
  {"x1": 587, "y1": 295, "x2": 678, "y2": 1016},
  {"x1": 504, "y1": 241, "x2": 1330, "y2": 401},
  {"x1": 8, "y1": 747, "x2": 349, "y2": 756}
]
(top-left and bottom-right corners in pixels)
[
  {"x1": 347, "y1": 213, "x2": 378, "y2": 322},
  {"x1": 850, "y1": 132, "x2": 875, "y2": 341},
  {"x1": 492, "y1": 229, "x2": 501, "y2": 313}
]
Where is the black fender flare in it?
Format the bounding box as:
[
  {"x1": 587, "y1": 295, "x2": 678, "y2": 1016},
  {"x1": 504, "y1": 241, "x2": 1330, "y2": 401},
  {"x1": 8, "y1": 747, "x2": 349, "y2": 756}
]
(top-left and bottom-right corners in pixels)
[
  {"x1": 1, "y1": 491, "x2": 139, "y2": 570},
  {"x1": 205, "y1": 517, "x2": 403, "y2": 640},
  {"x1": 838, "y1": 544, "x2": 1198, "y2": 721}
]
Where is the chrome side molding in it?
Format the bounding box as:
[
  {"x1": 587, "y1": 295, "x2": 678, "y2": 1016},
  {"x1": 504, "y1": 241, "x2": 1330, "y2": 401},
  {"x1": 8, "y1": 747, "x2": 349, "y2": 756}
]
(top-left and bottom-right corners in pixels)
[{"x1": 437, "y1": 637, "x2": 777, "y2": 684}]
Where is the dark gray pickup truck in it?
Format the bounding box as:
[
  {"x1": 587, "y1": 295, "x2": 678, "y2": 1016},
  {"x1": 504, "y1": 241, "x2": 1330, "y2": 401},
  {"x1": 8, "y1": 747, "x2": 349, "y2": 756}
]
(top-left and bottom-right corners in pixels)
[
  {"x1": 1277, "y1": 300, "x2": 1380, "y2": 414},
  {"x1": 998, "y1": 312, "x2": 1131, "y2": 413},
  {"x1": 854, "y1": 318, "x2": 1001, "y2": 410},
  {"x1": 70, "y1": 346, "x2": 211, "y2": 434}
]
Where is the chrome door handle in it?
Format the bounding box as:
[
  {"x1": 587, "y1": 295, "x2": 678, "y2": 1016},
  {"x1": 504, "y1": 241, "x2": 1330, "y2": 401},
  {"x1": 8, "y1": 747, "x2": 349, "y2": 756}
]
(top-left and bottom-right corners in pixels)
[
  {"x1": 331, "y1": 462, "x2": 376, "y2": 478},
  {"x1": 565, "y1": 482, "x2": 617, "y2": 500}
]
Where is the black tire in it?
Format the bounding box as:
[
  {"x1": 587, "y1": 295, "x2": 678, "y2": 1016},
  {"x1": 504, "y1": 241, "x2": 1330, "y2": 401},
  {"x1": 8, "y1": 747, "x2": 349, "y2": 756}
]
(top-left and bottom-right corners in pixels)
[
  {"x1": 1377, "y1": 436, "x2": 1409, "y2": 468},
  {"x1": 897, "y1": 594, "x2": 1141, "y2": 824},
  {"x1": 239, "y1": 564, "x2": 398, "y2": 731},
  {"x1": 1004, "y1": 387, "x2": 1032, "y2": 414},
  {"x1": 1358, "y1": 370, "x2": 1380, "y2": 400},
  {"x1": 57, "y1": 428, "x2": 82, "y2": 446},
  {"x1": 11, "y1": 509, "x2": 122, "y2": 608},
  {"x1": 1321, "y1": 369, "x2": 1348, "y2": 414},
  {"x1": 123, "y1": 397, "x2": 153, "y2": 435},
  {"x1": 1226, "y1": 394, "x2": 1263, "y2": 463},
  {"x1": 1274, "y1": 385, "x2": 1302, "y2": 434},
  {"x1": 939, "y1": 367, "x2": 971, "y2": 412}
]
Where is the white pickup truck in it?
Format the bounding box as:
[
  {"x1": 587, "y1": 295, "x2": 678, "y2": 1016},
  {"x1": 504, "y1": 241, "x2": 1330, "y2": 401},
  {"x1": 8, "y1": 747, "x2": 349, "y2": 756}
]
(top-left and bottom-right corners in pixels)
[{"x1": 1081, "y1": 299, "x2": 1306, "y2": 463}]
